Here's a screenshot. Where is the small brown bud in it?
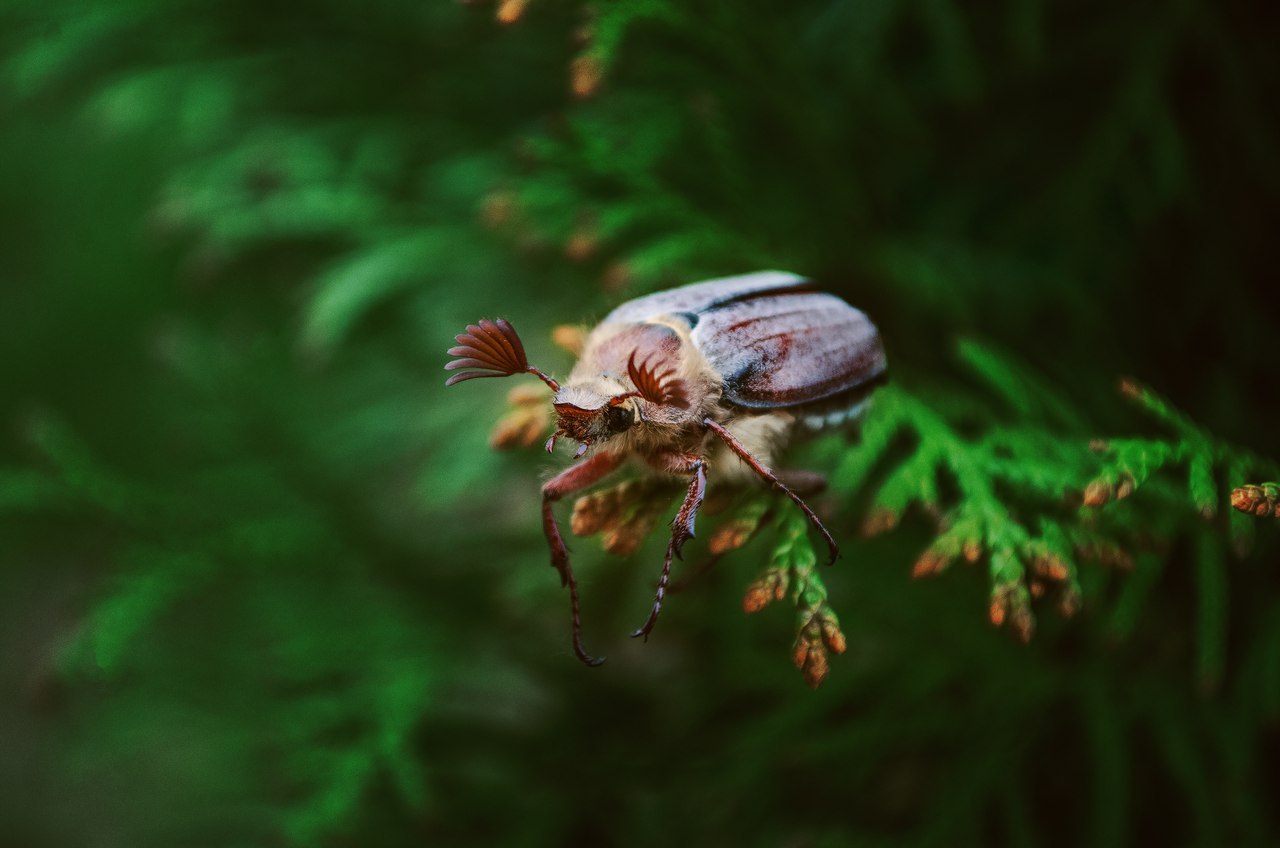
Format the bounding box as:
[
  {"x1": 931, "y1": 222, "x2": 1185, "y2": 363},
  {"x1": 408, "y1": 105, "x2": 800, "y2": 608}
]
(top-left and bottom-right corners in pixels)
[
  {"x1": 962, "y1": 539, "x2": 983, "y2": 563},
  {"x1": 1083, "y1": 479, "x2": 1110, "y2": 507},
  {"x1": 1089, "y1": 439, "x2": 1109, "y2": 453},
  {"x1": 911, "y1": 552, "x2": 938, "y2": 579},
  {"x1": 912, "y1": 548, "x2": 951, "y2": 579},
  {"x1": 1079, "y1": 540, "x2": 1133, "y2": 570},
  {"x1": 507, "y1": 384, "x2": 545, "y2": 406},
  {"x1": 571, "y1": 22, "x2": 595, "y2": 46},
  {"x1": 989, "y1": 597, "x2": 1006, "y2": 628},
  {"x1": 571, "y1": 489, "x2": 617, "y2": 537},
  {"x1": 1041, "y1": 555, "x2": 1069, "y2": 582},
  {"x1": 550, "y1": 324, "x2": 587, "y2": 356},
  {"x1": 792, "y1": 639, "x2": 810, "y2": 670},
  {"x1": 709, "y1": 517, "x2": 758, "y2": 555},
  {"x1": 743, "y1": 582, "x2": 772, "y2": 614},
  {"x1": 1229, "y1": 487, "x2": 1251, "y2": 512},
  {"x1": 1029, "y1": 579, "x2": 1046, "y2": 599},
  {"x1": 572, "y1": 480, "x2": 671, "y2": 555},
  {"x1": 490, "y1": 392, "x2": 549, "y2": 449},
  {"x1": 489, "y1": 415, "x2": 541, "y2": 450},
  {"x1": 480, "y1": 190, "x2": 518, "y2": 230},
  {"x1": 602, "y1": 516, "x2": 657, "y2": 557},
  {"x1": 495, "y1": 0, "x2": 530, "y2": 25},
  {"x1": 570, "y1": 54, "x2": 604, "y2": 98},
  {"x1": 1118, "y1": 378, "x2": 1142, "y2": 401},
  {"x1": 1058, "y1": 586, "x2": 1081, "y2": 619},
  {"x1": 820, "y1": 619, "x2": 847, "y2": 654},
  {"x1": 564, "y1": 229, "x2": 597, "y2": 262},
  {"x1": 1011, "y1": 607, "x2": 1035, "y2": 643},
  {"x1": 601, "y1": 261, "x2": 632, "y2": 293},
  {"x1": 861, "y1": 508, "x2": 898, "y2": 537},
  {"x1": 1114, "y1": 475, "x2": 1135, "y2": 500},
  {"x1": 802, "y1": 648, "x2": 830, "y2": 688}
]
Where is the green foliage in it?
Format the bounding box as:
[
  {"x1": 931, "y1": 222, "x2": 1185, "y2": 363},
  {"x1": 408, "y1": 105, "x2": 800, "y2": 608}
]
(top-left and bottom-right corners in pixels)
[
  {"x1": 819, "y1": 348, "x2": 1278, "y2": 652},
  {"x1": 2, "y1": 0, "x2": 1279, "y2": 846},
  {"x1": 742, "y1": 509, "x2": 848, "y2": 688}
]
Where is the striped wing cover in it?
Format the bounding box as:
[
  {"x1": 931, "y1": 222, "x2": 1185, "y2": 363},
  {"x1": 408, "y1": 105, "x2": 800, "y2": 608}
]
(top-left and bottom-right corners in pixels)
[{"x1": 602, "y1": 271, "x2": 886, "y2": 410}]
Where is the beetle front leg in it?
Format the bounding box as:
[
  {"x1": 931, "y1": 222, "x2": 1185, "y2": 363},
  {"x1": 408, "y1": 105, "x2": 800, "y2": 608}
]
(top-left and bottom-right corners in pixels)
[
  {"x1": 542, "y1": 451, "x2": 624, "y2": 666},
  {"x1": 631, "y1": 454, "x2": 707, "y2": 640}
]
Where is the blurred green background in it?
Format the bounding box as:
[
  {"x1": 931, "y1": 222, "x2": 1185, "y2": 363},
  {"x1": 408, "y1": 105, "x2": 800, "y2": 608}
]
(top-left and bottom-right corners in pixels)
[{"x1": 2, "y1": 1, "x2": 1278, "y2": 846}]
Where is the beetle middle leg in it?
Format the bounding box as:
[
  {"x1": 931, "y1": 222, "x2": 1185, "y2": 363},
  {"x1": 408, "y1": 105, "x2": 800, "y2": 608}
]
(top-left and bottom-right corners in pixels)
[
  {"x1": 631, "y1": 453, "x2": 706, "y2": 640},
  {"x1": 542, "y1": 451, "x2": 624, "y2": 666}
]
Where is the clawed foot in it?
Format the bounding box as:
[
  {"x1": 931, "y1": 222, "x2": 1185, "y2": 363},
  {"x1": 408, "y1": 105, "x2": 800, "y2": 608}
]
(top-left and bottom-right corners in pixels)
[
  {"x1": 821, "y1": 531, "x2": 840, "y2": 565},
  {"x1": 573, "y1": 637, "x2": 606, "y2": 666},
  {"x1": 630, "y1": 535, "x2": 677, "y2": 640}
]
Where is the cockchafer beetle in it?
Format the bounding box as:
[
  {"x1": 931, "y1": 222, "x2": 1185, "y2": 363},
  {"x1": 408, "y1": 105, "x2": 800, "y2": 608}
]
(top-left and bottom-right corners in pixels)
[{"x1": 445, "y1": 270, "x2": 887, "y2": 665}]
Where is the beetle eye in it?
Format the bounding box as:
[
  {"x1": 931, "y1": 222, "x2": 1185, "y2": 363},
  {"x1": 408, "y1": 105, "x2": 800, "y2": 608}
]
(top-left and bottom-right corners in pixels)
[{"x1": 605, "y1": 404, "x2": 634, "y2": 433}]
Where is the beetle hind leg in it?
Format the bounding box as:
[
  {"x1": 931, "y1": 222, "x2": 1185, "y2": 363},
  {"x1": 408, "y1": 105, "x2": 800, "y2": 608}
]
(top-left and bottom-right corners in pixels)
[
  {"x1": 775, "y1": 469, "x2": 827, "y2": 497},
  {"x1": 704, "y1": 418, "x2": 840, "y2": 563}
]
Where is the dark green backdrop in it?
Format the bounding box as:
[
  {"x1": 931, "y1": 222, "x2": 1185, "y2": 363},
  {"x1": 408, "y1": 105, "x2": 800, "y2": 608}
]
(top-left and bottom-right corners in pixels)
[{"x1": 1, "y1": 1, "x2": 1277, "y2": 846}]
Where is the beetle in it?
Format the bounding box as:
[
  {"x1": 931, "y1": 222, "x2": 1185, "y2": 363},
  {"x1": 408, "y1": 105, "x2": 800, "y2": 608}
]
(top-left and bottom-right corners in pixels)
[{"x1": 445, "y1": 270, "x2": 887, "y2": 666}]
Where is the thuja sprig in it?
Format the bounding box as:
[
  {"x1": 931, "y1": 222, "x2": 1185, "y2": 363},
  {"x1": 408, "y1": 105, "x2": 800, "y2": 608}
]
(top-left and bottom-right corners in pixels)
[
  {"x1": 489, "y1": 385, "x2": 552, "y2": 450},
  {"x1": 571, "y1": 477, "x2": 679, "y2": 557},
  {"x1": 841, "y1": 383, "x2": 1100, "y2": 642},
  {"x1": 1231, "y1": 483, "x2": 1280, "y2": 519},
  {"x1": 1085, "y1": 379, "x2": 1279, "y2": 551},
  {"x1": 1083, "y1": 380, "x2": 1218, "y2": 514},
  {"x1": 744, "y1": 510, "x2": 846, "y2": 687},
  {"x1": 707, "y1": 497, "x2": 771, "y2": 556}
]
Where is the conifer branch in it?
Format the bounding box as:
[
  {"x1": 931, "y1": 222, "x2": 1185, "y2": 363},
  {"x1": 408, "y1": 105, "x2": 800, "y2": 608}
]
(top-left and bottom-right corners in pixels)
[
  {"x1": 836, "y1": 381, "x2": 1100, "y2": 642},
  {"x1": 1231, "y1": 483, "x2": 1280, "y2": 519},
  {"x1": 1085, "y1": 379, "x2": 1279, "y2": 550},
  {"x1": 743, "y1": 510, "x2": 846, "y2": 688}
]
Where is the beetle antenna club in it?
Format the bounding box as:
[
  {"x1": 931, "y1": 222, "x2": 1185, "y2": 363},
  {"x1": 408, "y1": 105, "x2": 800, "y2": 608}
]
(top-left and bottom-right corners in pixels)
[
  {"x1": 445, "y1": 318, "x2": 559, "y2": 391},
  {"x1": 446, "y1": 270, "x2": 886, "y2": 667}
]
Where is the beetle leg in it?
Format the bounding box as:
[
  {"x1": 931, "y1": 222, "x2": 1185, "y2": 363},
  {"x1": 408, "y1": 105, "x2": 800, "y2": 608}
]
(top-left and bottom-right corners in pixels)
[
  {"x1": 673, "y1": 458, "x2": 708, "y2": 558},
  {"x1": 703, "y1": 418, "x2": 840, "y2": 563},
  {"x1": 775, "y1": 470, "x2": 827, "y2": 496},
  {"x1": 542, "y1": 451, "x2": 625, "y2": 666},
  {"x1": 631, "y1": 454, "x2": 706, "y2": 640}
]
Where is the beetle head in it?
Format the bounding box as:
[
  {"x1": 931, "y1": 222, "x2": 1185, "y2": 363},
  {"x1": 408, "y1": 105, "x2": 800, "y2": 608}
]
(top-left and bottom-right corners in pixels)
[
  {"x1": 445, "y1": 317, "x2": 689, "y2": 457},
  {"x1": 545, "y1": 351, "x2": 689, "y2": 455},
  {"x1": 549, "y1": 381, "x2": 638, "y2": 455}
]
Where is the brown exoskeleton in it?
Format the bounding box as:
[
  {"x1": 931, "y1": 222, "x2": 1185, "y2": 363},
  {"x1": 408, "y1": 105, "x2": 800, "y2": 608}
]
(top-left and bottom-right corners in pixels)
[{"x1": 446, "y1": 271, "x2": 887, "y2": 665}]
